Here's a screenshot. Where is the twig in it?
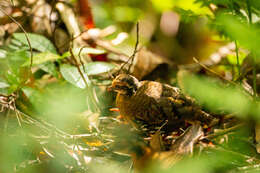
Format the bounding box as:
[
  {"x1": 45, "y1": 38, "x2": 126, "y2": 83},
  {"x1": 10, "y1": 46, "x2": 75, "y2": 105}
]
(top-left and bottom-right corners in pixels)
[
  {"x1": 69, "y1": 48, "x2": 100, "y2": 112},
  {"x1": 193, "y1": 57, "x2": 237, "y2": 86},
  {"x1": 246, "y1": 0, "x2": 252, "y2": 24},
  {"x1": 246, "y1": 0, "x2": 257, "y2": 97},
  {"x1": 78, "y1": 46, "x2": 91, "y2": 72},
  {"x1": 56, "y1": 2, "x2": 81, "y2": 37},
  {"x1": 10, "y1": 0, "x2": 14, "y2": 6},
  {"x1": 0, "y1": 7, "x2": 33, "y2": 69},
  {"x1": 4, "y1": 103, "x2": 97, "y2": 139},
  {"x1": 118, "y1": 22, "x2": 140, "y2": 75},
  {"x1": 95, "y1": 40, "x2": 129, "y2": 59},
  {"x1": 214, "y1": 145, "x2": 260, "y2": 162},
  {"x1": 3, "y1": 108, "x2": 10, "y2": 132},
  {"x1": 234, "y1": 41, "x2": 240, "y2": 79},
  {"x1": 127, "y1": 22, "x2": 139, "y2": 72},
  {"x1": 13, "y1": 101, "x2": 22, "y2": 127},
  {"x1": 238, "y1": 163, "x2": 260, "y2": 171},
  {"x1": 49, "y1": 0, "x2": 57, "y2": 33},
  {"x1": 203, "y1": 123, "x2": 243, "y2": 140},
  {"x1": 230, "y1": 1, "x2": 241, "y2": 82}
]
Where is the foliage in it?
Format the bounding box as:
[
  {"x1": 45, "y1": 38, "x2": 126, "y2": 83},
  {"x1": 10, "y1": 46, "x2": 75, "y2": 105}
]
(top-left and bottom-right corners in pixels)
[{"x1": 0, "y1": 0, "x2": 260, "y2": 173}]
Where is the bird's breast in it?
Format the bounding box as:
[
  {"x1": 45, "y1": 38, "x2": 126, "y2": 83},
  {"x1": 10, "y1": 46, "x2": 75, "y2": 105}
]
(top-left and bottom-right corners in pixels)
[{"x1": 116, "y1": 91, "x2": 165, "y2": 125}]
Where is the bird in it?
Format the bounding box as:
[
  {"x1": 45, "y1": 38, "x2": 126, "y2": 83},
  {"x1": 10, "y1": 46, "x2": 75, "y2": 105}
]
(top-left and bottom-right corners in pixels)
[{"x1": 109, "y1": 74, "x2": 217, "y2": 129}]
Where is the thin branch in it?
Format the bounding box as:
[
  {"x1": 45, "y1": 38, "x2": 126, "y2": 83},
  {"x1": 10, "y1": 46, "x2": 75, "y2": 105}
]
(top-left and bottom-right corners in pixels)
[
  {"x1": 118, "y1": 22, "x2": 140, "y2": 75},
  {"x1": 10, "y1": 0, "x2": 14, "y2": 6},
  {"x1": 234, "y1": 41, "x2": 240, "y2": 79},
  {"x1": 78, "y1": 46, "x2": 90, "y2": 72},
  {"x1": 203, "y1": 123, "x2": 243, "y2": 140},
  {"x1": 49, "y1": 0, "x2": 57, "y2": 33},
  {"x1": 128, "y1": 22, "x2": 139, "y2": 72},
  {"x1": 95, "y1": 40, "x2": 129, "y2": 58},
  {"x1": 193, "y1": 57, "x2": 237, "y2": 86},
  {"x1": 246, "y1": 0, "x2": 257, "y2": 97},
  {"x1": 0, "y1": 7, "x2": 33, "y2": 69},
  {"x1": 69, "y1": 48, "x2": 100, "y2": 112},
  {"x1": 246, "y1": 0, "x2": 252, "y2": 24}
]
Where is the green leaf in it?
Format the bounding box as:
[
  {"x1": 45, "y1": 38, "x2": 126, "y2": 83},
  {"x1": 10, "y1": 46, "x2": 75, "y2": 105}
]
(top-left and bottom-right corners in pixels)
[
  {"x1": 0, "y1": 49, "x2": 7, "y2": 59},
  {"x1": 151, "y1": 0, "x2": 211, "y2": 15},
  {"x1": 83, "y1": 62, "x2": 116, "y2": 76},
  {"x1": 60, "y1": 64, "x2": 90, "y2": 89},
  {"x1": 114, "y1": 6, "x2": 141, "y2": 22},
  {"x1": 38, "y1": 62, "x2": 59, "y2": 78},
  {"x1": 216, "y1": 14, "x2": 260, "y2": 57},
  {"x1": 22, "y1": 86, "x2": 42, "y2": 104},
  {"x1": 151, "y1": 0, "x2": 174, "y2": 11},
  {"x1": 175, "y1": 8, "x2": 200, "y2": 23},
  {"x1": 226, "y1": 52, "x2": 247, "y2": 65},
  {"x1": 251, "y1": 0, "x2": 260, "y2": 14},
  {"x1": 60, "y1": 62, "x2": 115, "y2": 88},
  {"x1": 73, "y1": 47, "x2": 106, "y2": 55},
  {"x1": 22, "y1": 52, "x2": 63, "y2": 66},
  {"x1": 181, "y1": 72, "x2": 260, "y2": 119},
  {"x1": 0, "y1": 81, "x2": 9, "y2": 88},
  {"x1": 13, "y1": 33, "x2": 56, "y2": 53},
  {"x1": 61, "y1": 51, "x2": 71, "y2": 58},
  {"x1": 6, "y1": 50, "x2": 29, "y2": 77},
  {"x1": 60, "y1": 48, "x2": 106, "y2": 61}
]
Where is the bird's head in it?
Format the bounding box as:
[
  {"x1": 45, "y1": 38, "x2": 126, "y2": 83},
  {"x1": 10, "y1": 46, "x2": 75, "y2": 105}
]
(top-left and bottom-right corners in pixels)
[{"x1": 109, "y1": 74, "x2": 140, "y2": 96}]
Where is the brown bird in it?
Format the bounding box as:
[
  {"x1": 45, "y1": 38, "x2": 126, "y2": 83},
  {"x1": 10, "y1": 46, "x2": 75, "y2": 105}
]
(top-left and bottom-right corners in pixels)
[{"x1": 109, "y1": 74, "x2": 217, "y2": 128}]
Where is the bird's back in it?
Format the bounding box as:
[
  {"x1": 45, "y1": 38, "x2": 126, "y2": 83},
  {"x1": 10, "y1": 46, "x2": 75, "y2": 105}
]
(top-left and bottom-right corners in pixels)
[{"x1": 116, "y1": 81, "x2": 182, "y2": 126}]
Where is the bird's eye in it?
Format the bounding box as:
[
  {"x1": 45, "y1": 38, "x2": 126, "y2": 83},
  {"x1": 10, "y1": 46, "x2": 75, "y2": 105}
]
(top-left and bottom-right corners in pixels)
[{"x1": 115, "y1": 85, "x2": 129, "y2": 91}]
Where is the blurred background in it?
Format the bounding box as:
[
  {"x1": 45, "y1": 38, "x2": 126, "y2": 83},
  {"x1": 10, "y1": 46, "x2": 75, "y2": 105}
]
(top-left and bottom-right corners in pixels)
[
  {"x1": 0, "y1": 0, "x2": 260, "y2": 173},
  {"x1": 91, "y1": 0, "x2": 220, "y2": 64}
]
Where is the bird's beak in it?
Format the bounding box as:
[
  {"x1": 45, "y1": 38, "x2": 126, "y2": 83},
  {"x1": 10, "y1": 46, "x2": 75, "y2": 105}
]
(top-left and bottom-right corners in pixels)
[
  {"x1": 107, "y1": 80, "x2": 118, "y2": 92},
  {"x1": 107, "y1": 86, "x2": 114, "y2": 92}
]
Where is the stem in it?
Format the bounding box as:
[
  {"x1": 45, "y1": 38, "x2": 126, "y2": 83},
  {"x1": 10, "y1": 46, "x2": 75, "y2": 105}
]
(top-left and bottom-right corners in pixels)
[
  {"x1": 246, "y1": 0, "x2": 252, "y2": 24},
  {"x1": 231, "y1": 0, "x2": 240, "y2": 81},
  {"x1": 204, "y1": 123, "x2": 243, "y2": 139},
  {"x1": 252, "y1": 56, "x2": 257, "y2": 97},
  {"x1": 234, "y1": 41, "x2": 240, "y2": 79},
  {"x1": 0, "y1": 7, "x2": 33, "y2": 69},
  {"x1": 69, "y1": 48, "x2": 100, "y2": 112},
  {"x1": 246, "y1": 0, "x2": 257, "y2": 96}
]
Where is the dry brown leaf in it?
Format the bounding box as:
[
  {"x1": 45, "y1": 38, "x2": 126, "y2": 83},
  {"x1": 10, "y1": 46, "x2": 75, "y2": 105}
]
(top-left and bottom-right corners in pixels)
[
  {"x1": 255, "y1": 123, "x2": 260, "y2": 153},
  {"x1": 150, "y1": 131, "x2": 164, "y2": 151},
  {"x1": 131, "y1": 47, "x2": 171, "y2": 79}
]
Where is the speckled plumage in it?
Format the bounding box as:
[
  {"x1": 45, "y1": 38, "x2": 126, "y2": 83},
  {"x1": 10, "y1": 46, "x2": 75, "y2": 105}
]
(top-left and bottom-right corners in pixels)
[{"x1": 111, "y1": 74, "x2": 216, "y2": 127}]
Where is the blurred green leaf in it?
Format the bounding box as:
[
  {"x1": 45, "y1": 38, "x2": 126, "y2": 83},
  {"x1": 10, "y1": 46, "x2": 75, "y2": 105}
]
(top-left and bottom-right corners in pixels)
[
  {"x1": 22, "y1": 86, "x2": 42, "y2": 104},
  {"x1": 7, "y1": 49, "x2": 28, "y2": 70},
  {"x1": 151, "y1": 0, "x2": 211, "y2": 14},
  {"x1": 0, "y1": 81, "x2": 9, "y2": 88},
  {"x1": 114, "y1": 6, "x2": 141, "y2": 22},
  {"x1": 251, "y1": 0, "x2": 260, "y2": 14},
  {"x1": 5, "y1": 50, "x2": 30, "y2": 90},
  {"x1": 83, "y1": 62, "x2": 116, "y2": 76},
  {"x1": 227, "y1": 52, "x2": 247, "y2": 65},
  {"x1": 22, "y1": 52, "x2": 63, "y2": 66},
  {"x1": 175, "y1": 8, "x2": 200, "y2": 23},
  {"x1": 0, "y1": 80, "x2": 9, "y2": 94},
  {"x1": 30, "y1": 83, "x2": 87, "y2": 129},
  {"x1": 0, "y1": 49, "x2": 7, "y2": 59},
  {"x1": 60, "y1": 62, "x2": 115, "y2": 89},
  {"x1": 180, "y1": 72, "x2": 260, "y2": 119},
  {"x1": 38, "y1": 62, "x2": 59, "y2": 78},
  {"x1": 151, "y1": 0, "x2": 175, "y2": 12},
  {"x1": 60, "y1": 64, "x2": 90, "y2": 89},
  {"x1": 216, "y1": 14, "x2": 260, "y2": 56},
  {"x1": 13, "y1": 33, "x2": 57, "y2": 53},
  {"x1": 74, "y1": 47, "x2": 106, "y2": 55},
  {"x1": 61, "y1": 48, "x2": 106, "y2": 60}
]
